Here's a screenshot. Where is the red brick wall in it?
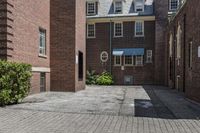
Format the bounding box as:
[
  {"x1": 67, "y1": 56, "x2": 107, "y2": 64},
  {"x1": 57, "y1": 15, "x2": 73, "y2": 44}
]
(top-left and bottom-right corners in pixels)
[
  {"x1": 75, "y1": 0, "x2": 86, "y2": 91},
  {"x1": 50, "y1": 0, "x2": 86, "y2": 92},
  {"x1": 0, "y1": 0, "x2": 13, "y2": 59},
  {"x1": 154, "y1": 0, "x2": 169, "y2": 85},
  {"x1": 86, "y1": 21, "x2": 155, "y2": 85},
  {"x1": 0, "y1": 0, "x2": 51, "y2": 94},
  {"x1": 168, "y1": 0, "x2": 200, "y2": 102}
]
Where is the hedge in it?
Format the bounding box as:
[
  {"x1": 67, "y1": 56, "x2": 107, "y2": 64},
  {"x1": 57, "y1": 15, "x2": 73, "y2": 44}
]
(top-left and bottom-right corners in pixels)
[{"x1": 0, "y1": 60, "x2": 32, "y2": 106}]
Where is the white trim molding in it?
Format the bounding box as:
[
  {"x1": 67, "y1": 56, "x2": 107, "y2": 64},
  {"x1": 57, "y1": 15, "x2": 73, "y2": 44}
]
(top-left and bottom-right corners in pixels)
[
  {"x1": 87, "y1": 16, "x2": 155, "y2": 23},
  {"x1": 32, "y1": 67, "x2": 51, "y2": 73}
]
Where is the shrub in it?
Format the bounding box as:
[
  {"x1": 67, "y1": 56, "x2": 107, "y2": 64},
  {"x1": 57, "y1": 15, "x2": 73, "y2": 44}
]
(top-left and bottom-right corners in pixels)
[
  {"x1": 96, "y1": 72, "x2": 114, "y2": 85},
  {"x1": 86, "y1": 70, "x2": 98, "y2": 85},
  {"x1": 0, "y1": 60, "x2": 32, "y2": 106}
]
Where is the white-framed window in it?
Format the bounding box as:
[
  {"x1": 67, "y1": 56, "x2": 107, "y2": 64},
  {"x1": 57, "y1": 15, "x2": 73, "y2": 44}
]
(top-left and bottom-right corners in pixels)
[
  {"x1": 100, "y1": 51, "x2": 109, "y2": 62},
  {"x1": 135, "y1": 0, "x2": 144, "y2": 12},
  {"x1": 124, "y1": 56, "x2": 133, "y2": 66},
  {"x1": 114, "y1": 56, "x2": 121, "y2": 66},
  {"x1": 136, "y1": 55, "x2": 143, "y2": 66},
  {"x1": 87, "y1": 23, "x2": 95, "y2": 38},
  {"x1": 114, "y1": 22, "x2": 123, "y2": 37},
  {"x1": 146, "y1": 50, "x2": 152, "y2": 63},
  {"x1": 87, "y1": 2, "x2": 96, "y2": 15},
  {"x1": 169, "y1": 34, "x2": 173, "y2": 57},
  {"x1": 176, "y1": 25, "x2": 181, "y2": 59},
  {"x1": 135, "y1": 21, "x2": 144, "y2": 37},
  {"x1": 169, "y1": 0, "x2": 179, "y2": 10},
  {"x1": 114, "y1": 1, "x2": 123, "y2": 14},
  {"x1": 39, "y1": 29, "x2": 46, "y2": 56}
]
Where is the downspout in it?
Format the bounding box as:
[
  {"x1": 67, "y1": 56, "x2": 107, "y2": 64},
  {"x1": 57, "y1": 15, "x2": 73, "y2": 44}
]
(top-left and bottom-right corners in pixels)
[{"x1": 109, "y1": 20, "x2": 112, "y2": 74}]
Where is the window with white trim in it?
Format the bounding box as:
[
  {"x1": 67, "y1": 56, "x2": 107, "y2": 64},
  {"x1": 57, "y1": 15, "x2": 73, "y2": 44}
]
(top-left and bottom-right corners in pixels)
[
  {"x1": 135, "y1": 21, "x2": 144, "y2": 37},
  {"x1": 169, "y1": 34, "x2": 173, "y2": 57},
  {"x1": 87, "y1": 2, "x2": 96, "y2": 15},
  {"x1": 114, "y1": 56, "x2": 121, "y2": 66},
  {"x1": 87, "y1": 24, "x2": 95, "y2": 38},
  {"x1": 114, "y1": 22, "x2": 123, "y2": 37},
  {"x1": 114, "y1": 1, "x2": 123, "y2": 14},
  {"x1": 39, "y1": 29, "x2": 46, "y2": 56},
  {"x1": 177, "y1": 25, "x2": 181, "y2": 59},
  {"x1": 124, "y1": 56, "x2": 133, "y2": 66},
  {"x1": 169, "y1": 0, "x2": 179, "y2": 10},
  {"x1": 146, "y1": 50, "x2": 152, "y2": 63},
  {"x1": 136, "y1": 55, "x2": 143, "y2": 66},
  {"x1": 135, "y1": 0, "x2": 144, "y2": 12}
]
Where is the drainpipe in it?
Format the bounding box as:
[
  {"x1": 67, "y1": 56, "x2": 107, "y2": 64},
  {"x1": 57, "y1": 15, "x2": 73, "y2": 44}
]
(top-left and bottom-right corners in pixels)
[{"x1": 109, "y1": 20, "x2": 112, "y2": 74}]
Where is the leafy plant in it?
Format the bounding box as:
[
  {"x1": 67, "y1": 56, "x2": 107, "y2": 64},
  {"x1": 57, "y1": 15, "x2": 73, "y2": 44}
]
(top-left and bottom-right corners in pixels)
[
  {"x1": 96, "y1": 72, "x2": 114, "y2": 85},
  {"x1": 0, "y1": 60, "x2": 32, "y2": 106},
  {"x1": 86, "y1": 70, "x2": 98, "y2": 85}
]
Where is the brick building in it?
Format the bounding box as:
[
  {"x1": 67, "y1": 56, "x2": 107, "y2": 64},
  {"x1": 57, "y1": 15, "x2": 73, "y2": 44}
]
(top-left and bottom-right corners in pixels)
[
  {"x1": 0, "y1": 0, "x2": 86, "y2": 93},
  {"x1": 86, "y1": 0, "x2": 172, "y2": 85},
  {"x1": 167, "y1": 0, "x2": 200, "y2": 102}
]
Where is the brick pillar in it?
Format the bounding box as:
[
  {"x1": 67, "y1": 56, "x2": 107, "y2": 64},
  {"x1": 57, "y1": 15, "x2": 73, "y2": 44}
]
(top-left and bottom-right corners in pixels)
[
  {"x1": 50, "y1": 0, "x2": 86, "y2": 92},
  {"x1": 0, "y1": 0, "x2": 14, "y2": 60}
]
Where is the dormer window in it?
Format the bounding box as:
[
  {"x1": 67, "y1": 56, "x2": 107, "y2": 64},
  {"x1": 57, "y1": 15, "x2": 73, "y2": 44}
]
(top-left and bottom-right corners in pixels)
[
  {"x1": 135, "y1": 0, "x2": 144, "y2": 12},
  {"x1": 169, "y1": 0, "x2": 179, "y2": 10},
  {"x1": 87, "y1": 2, "x2": 96, "y2": 15},
  {"x1": 114, "y1": 1, "x2": 123, "y2": 14}
]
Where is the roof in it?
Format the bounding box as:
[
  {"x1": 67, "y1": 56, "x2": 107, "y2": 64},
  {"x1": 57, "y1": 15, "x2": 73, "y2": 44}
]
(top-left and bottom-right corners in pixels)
[{"x1": 87, "y1": 0, "x2": 154, "y2": 19}]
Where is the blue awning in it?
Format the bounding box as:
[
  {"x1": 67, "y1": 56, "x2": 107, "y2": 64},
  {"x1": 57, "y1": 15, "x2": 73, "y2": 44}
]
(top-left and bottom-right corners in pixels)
[{"x1": 113, "y1": 48, "x2": 144, "y2": 56}]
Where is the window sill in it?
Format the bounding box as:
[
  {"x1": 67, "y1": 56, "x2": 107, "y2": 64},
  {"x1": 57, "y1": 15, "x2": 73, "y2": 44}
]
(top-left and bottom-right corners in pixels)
[
  {"x1": 134, "y1": 35, "x2": 144, "y2": 38},
  {"x1": 39, "y1": 54, "x2": 47, "y2": 58},
  {"x1": 87, "y1": 36, "x2": 96, "y2": 39},
  {"x1": 124, "y1": 65, "x2": 134, "y2": 67},
  {"x1": 114, "y1": 65, "x2": 121, "y2": 67},
  {"x1": 114, "y1": 36, "x2": 123, "y2": 38}
]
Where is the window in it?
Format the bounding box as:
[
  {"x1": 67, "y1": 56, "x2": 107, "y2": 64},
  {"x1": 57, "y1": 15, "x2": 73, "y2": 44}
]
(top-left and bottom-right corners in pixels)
[
  {"x1": 114, "y1": 56, "x2": 121, "y2": 66},
  {"x1": 114, "y1": 1, "x2": 123, "y2": 14},
  {"x1": 136, "y1": 55, "x2": 143, "y2": 66},
  {"x1": 169, "y1": 34, "x2": 173, "y2": 57},
  {"x1": 78, "y1": 51, "x2": 84, "y2": 80},
  {"x1": 39, "y1": 29, "x2": 46, "y2": 56},
  {"x1": 87, "y1": 24, "x2": 95, "y2": 38},
  {"x1": 135, "y1": 21, "x2": 144, "y2": 37},
  {"x1": 189, "y1": 42, "x2": 192, "y2": 69},
  {"x1": 124, "y1": 56, "x2": 133, "y2": 66},
  {"x1": 135, "y1": 0, "x2": 144, "y2": 12},
  {"x1": 100, "y1": 51, "x2": 109, "y2": 62},
  {"x1": 114, "y1": 22, "x2": 123, "y2": 37},
  {"x1": 146, "y1": 50, "x2": 152, "y2": 63},
  {"x1": 40, "y1": 73, "x2": 46, "y2": 92},
  {"x1": 176, "y1": 25, "x2": 181, "y2": 59},
  {"x1": 169, "y1": 0, "x2": 179, "y2": 10},
  {"x1": 87, "y1": 2, "x2": 96, "y2": 15}
]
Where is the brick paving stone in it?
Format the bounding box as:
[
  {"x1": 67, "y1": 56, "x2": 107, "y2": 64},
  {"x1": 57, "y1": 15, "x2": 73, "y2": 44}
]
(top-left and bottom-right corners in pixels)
[{"x1": 0, "y1": 86, "x2": 200, "y2": 133}]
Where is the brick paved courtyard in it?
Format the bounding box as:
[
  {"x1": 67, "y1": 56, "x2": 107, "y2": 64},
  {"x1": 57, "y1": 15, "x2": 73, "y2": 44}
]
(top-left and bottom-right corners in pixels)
[{"x1": 0, "y1": 86, "x2": 200, "y2": 133}]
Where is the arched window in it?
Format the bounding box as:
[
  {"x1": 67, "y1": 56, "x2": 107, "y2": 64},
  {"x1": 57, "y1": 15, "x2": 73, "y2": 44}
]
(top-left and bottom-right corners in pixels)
[
  {"x1": 176, "y1": 24, "x2": 181, "y2": 59},
  {"x1": 169, "y1": 34, "x2": 173, "y2": 57}
]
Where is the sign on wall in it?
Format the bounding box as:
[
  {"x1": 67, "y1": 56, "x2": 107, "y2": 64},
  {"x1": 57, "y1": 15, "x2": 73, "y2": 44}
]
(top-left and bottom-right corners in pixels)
[{"x1": 198, "y1": 46, "x2": 200, "y2": 58}]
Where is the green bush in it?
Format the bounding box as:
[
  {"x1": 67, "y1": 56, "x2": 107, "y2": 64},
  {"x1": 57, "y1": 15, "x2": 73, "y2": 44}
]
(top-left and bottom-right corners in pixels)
[
  {"x1": 86, "y1": 70, "x2": 98, "y2": 85},
  {"x1": 96, "y1": 72, "x2": 114, "y2": 85},
  {"x1": 0, "y1": 60, "x2": 32, "y2": 106}
]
